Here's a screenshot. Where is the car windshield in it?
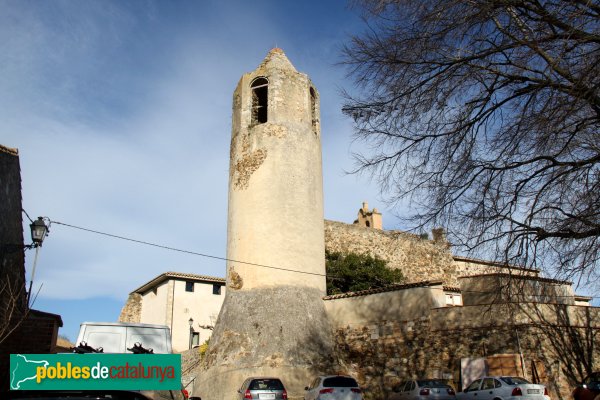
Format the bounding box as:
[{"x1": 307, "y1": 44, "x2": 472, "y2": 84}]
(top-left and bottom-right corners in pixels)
[
  {"x1": 249, "y1": 379, "x2": 284, "y2": 390},
  {"x1": 500, "y1": 377, "x2": 531, "y2": 385},
  {"x1": 323, "y1": 377, "x2": 359, "y2": 387},
  {"x1": 417, "y1": 380, "x2": 449, "y2": 388}
]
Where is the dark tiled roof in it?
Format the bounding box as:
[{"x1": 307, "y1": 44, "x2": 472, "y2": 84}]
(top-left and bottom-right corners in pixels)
[
  {"x1": 323, "y1": 280, "x2": 444, "y2": 300},
  {"x1": 0, "y1": 144, "x2": 19, "y2": 156},
  {"x1": 453, "y1": 255, "x2": 539, "y2": 273},
  {"x1": 133, "y1": 271, "x2": 225, "y2": 294},
  {"x1": 459, "y1": 272, "x2": 571, "y2": 285},
  {"x1": 30, "y1": 309, "x2": 63, "y2": 327}
]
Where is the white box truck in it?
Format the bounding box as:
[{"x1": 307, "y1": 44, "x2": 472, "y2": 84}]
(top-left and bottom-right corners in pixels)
[
  {"x1": 74, "y1": 322, "x2": 187, "y2": 399},
  {"x1": 75, "y1": 322, "x2": 173, "y2": 354}
]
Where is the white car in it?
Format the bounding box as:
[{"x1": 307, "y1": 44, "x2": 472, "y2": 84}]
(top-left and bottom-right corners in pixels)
[
  {"x1": 304, "y1": 375, "x2": 363, "y2": 400},
  {"x1": 458, "y1": 376, "x2": 549, "y2": 400}
]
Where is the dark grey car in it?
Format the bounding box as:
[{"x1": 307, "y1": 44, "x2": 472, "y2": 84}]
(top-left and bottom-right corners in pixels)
[{"x1": 237, "y1": 377, "x2": 288, "y2": 400}]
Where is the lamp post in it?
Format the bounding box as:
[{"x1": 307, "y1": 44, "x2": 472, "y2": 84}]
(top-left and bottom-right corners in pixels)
[
  {"x1": 30, "y1": 217, "x2": 49, "y2": 247},
  {"x1": 27, "y1": 217, "x2": 50, "y2": 306},
  {"x1": 188, "y1": 318, "x2": 194, "y2": 350}
]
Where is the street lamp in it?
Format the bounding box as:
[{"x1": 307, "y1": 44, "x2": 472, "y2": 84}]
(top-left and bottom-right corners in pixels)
[
  {"x1": 27, "y1": 217, "x2": 50, "y2": 306},
  {"x1": 30, "y1": 217, "x2": 49, "y2": 247},
  {"x1": 188, "y1": 318, "x2": 194, "y2": 350}
]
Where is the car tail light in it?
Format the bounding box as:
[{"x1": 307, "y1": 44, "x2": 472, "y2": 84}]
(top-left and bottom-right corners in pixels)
[
  {"x1": 420, "y1": 388, "x2": 430, "y2": 395},
  {"x1": 244, "y1": 389, "x2": 253, "y2": 399},
  {"x1": 447, "y1": 388, "x2": 456, "y2": 395},
  {"x1": 544, "y1": 387, "x2": 548, "y2": 396},
  {"x1": 320, "y1": 388, "x2": 334, "y2": 394},
  {"x1": 512, "y1": 387, "x2": 523, "y2": 396},
  {"x1": 283, "y1": 389, "x2": 288, "y2": 400},
  {"x1": 351, "y1": 388, "x2": 362, "y2": 393},
  {"x1": 182, "y1": 389, "x2": 189, "y2": 399}
]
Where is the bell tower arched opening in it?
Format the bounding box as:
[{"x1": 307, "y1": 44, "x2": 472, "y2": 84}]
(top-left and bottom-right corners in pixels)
[{"x1": 251, "y1": 77, "x2": 268, "y2": 125}]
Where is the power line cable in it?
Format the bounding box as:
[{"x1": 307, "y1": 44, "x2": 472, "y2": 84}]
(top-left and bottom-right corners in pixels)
[
  {"x1": 22, "y1": 208, "x2": 34, "y2": 223},
  {"x1": 50, "y1": 220, "x2": 326, "y2": 277},
  {"x1": 49, "y1": 220, "x2": 599, "y2": 299}
]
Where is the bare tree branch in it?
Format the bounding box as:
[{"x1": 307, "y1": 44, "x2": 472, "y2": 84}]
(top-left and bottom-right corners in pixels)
[{"x1": 341, "y1": 0, "x2": 600, "y2": 284}]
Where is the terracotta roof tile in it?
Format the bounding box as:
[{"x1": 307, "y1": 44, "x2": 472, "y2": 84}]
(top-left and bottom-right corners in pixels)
[
  {"x1": 453, "y1": 255, "x2": 539, "y2": 272},
  {"x1": 323, "y1": 280, "x2": 444, "y2": 300},
  {"x1": 458, "y1": 272, "x2": 571, "y2": 285},
  {"x1": 133, "y1": 271, "x2": 225, "y2": 294}
]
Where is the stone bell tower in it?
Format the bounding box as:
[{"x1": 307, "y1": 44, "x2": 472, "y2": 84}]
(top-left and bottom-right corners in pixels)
[
  {"x1": 226, "y1": 47, "x2": 326, "y2": 292},
  {"x1": 195, "y1": 48, "x2": 335, "y2": 400}
]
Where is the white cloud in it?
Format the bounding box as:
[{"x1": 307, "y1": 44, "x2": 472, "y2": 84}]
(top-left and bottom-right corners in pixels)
[{"x1": 2, "y1": 0, "x2": 397, "y2": 338}]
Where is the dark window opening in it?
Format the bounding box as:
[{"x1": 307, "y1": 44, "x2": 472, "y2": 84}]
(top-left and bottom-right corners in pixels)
[
  {"x1": 185, "y1": 281, "x2": 194, "y2": 292},
  {"x1": 251, "y1": 77, "x2": 268, "y2": 125},
  {"x1": 213, "y1": 284, "x2": 222, "y2": 295},
  {"x1": 366, "y1": 220, "x2": 371, "y2": 227},
  {"x1": 310, "y1": 87, "x2": 317, "y2": 134},
  {"x1": 323, "y1": 376, "x2": 359, "y2": 388},
  {"x1": 249, "y1": 379, "x2": 284, "y2": 390}
]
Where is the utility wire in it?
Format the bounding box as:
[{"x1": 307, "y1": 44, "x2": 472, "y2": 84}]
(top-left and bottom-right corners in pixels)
[
  {"x1": 50, "y1": 220, "x2": 326, "y2": 277},
  {"x1": 22, "y1": 208, "x2": 34, "y2": 223},
  {"x1": 49, "y1": 220, "x2": 599, "y2": 299}
]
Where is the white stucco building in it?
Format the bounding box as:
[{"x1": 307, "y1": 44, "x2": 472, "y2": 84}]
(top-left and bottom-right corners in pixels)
[{"x1": 120, "y1": 271, "x2": 225, "y2": 353}]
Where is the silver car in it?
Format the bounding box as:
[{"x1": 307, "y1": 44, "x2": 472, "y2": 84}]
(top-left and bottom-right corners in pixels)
[
  {"x1": 457, "y1": 376, "x2": 550, "y2": 400},
  {"x1": 389, "y1": 379, "x2": 456, "y2": 400},
  {"x1": 237, "y1": 377, "x2": 288, "y2": 400},
  {"x1": 304, "y1": 375, "x2": 363, "y2": 400}
]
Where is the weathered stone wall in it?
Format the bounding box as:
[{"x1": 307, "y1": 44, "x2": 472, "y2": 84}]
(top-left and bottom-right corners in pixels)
[
  {"x1": 195, "y1": 287, "x2": 336, "y2": 400},
  {"x1": 325, "y1": 220, "x2": 457, "y2": 284},
  {"x1": 118, "y1": 293, "x2": 142, "y2": 323},
  {"x1": 332, "y1": 304, "x2": 600, "y2": 400},
  {"x1": 325, "y1": 221, "x2": 539, "y2": 286},
  {"x1": 180, "y1": 347, "x2": 203, "y2": 398}
]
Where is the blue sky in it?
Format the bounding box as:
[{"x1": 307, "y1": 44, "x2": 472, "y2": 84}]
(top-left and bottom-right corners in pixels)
[
  {"x1": 3, "y1": 1, "x2": 596, "y2": 343},
  {"x1": 2, "y1": 0, "x2": 395, "y2": 341}
]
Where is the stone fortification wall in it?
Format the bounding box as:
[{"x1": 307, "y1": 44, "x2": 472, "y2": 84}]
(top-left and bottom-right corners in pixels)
[
  {"x1": 333, "y1": 304, "x2": 600, "y2": 400},
  {"x1": 118, "y1": 293, "x2": 142, "y2": 323},
  {"x1": 324, "y1": 220, "x2": 539, "y2": 285},
  {"x1": 325, "y1": 220, "x2": 457, "y2": 284}
]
